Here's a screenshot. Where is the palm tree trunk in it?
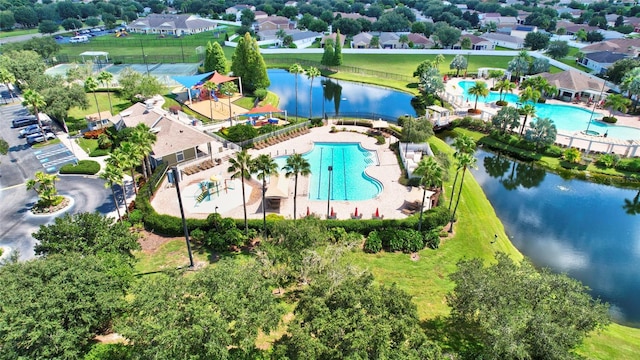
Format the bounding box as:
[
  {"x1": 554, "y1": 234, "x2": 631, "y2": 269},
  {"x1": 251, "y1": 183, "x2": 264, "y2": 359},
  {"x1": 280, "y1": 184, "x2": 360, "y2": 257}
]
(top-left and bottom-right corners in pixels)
[
  {"x1": 520, "y1": 115, "x2": 528, "y2": 136},
  {"x1": 130, "y1": 168, "x2": 138, "y2": 195},
  {"x1": 121, "y1": 181, "x2": 131, "y2": 217},
  {"x1": 111, "y1": 186, "x2": 122, "y2": 221},
  {"x1": 262, "y1": 179, "x2": 267, "y2": 235},
  {"x1": 448, "y1": 170, "x2": 460, "y2": 211},
  {"x1": 106, "y1": 85, "x2": 113, "y2": 114},
  {"x1": 474, "y1": 96, "x2": 478, "y2": 110},
  {"x1": 448, "y1": 167, "x2": 468, "y2": 232},
  {"x1": 241, "y1": 176, "x2": 248, "y2": 236},
  {"x1": 418, "y1": 185, "x2": 427, "y2": 232},
  {"x1": 93, "y1": 92, "x2": 102, "y2": 129},
  {"x1": 293, "y1": 174, "x2": 298, "y2": 220}
]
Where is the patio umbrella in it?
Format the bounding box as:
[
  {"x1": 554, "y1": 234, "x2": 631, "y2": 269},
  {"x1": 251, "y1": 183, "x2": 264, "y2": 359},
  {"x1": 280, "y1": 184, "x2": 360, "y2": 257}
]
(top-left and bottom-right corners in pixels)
[
  {"x1": 331, "y1": 207, "x2": 335, "y2": 217},
  {"x1": 375, "y1": 208, "x2": 379, "y2": 218},
  {"x1": 306, "y1": 206, "x2": 310, "y2": 217},
  {"x1": 354, "y1": 207, "x2": 358, "y2": 217}
]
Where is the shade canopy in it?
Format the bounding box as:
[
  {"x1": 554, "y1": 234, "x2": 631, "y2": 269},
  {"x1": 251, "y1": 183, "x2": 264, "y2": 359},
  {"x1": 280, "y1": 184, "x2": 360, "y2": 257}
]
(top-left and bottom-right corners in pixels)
[
  {"x1": 171, "y1": 71, "x2": 215, "y2": 89},
  {"x1": 265, "y1": 174, "x2": 289, "y2": 199},
  {"x1": 246, "y1": 104, "x2": 283, "y2": 115}
]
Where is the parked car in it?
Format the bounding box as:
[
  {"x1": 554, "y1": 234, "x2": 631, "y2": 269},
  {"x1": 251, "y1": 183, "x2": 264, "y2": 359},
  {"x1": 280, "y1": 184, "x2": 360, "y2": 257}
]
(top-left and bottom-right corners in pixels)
[
  {"x1": 26, "y1": 132, "x2": 56, "y2": 144},
  {"x1": 12, "y1": 116, "x2": 37, "y2": 128},
  {"x1": 54, "y1": 35, "x2": 63, "y2": 40},
  {"x1": 69, "y1": 35, "x2": 89, "y2": 43},
  {"x1": 19, "y1": 125, "x2": 51, "y2": 138}
]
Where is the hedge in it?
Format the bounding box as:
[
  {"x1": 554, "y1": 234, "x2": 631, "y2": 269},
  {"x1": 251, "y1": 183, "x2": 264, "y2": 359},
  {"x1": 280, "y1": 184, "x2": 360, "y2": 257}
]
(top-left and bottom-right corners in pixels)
[
  {"x1": 90, "y1": 148, "x2": 111, "y2": 157},
  {"x1": 59, "y1": 160, "x2": 101, "y2": 175}
]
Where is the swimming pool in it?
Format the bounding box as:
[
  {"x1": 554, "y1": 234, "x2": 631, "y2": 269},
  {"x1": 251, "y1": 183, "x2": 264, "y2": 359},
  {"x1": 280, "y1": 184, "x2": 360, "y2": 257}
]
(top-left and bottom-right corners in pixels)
[
  {"x1": 275, "y1": 142, "x2": 382, "y2": 201},
  {"x1": 459, "y1": 81, "x2": 640, "y2": 141}
]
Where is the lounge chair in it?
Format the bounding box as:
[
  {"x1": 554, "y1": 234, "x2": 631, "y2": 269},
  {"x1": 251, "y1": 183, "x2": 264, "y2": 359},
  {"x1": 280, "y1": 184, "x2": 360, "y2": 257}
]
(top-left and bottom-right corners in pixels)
[
  {"x1": 401, "y1": 208, "x2": 415, "y2": 216},
  {"x1": 351, "y1": 213, "x2": 363, "y2": 219}
]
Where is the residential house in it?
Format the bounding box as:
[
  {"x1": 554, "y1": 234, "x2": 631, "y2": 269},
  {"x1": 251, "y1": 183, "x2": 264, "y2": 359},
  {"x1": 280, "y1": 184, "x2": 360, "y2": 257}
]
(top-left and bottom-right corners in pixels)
[
  {"x1": 351, "y1": 32, "x2": 373, "y2": 48},
  {"x1": 379, "y1": 32, "x2": 400, "y2": 49},
  {"x1": 257, "y1": 29, "x2": 322, "y2": 48},
  {"x1": 481, "y1": 32, "x2": 525, "y2": 49},
  {"x1": 579, "y1": 51, "x2": 628, "y2": 74},
  {"x1": 321, "y1": 32, "x2": 346, "y2": 48},
  {"x1": 127, "y1": 14, "x2": 217, "y2": 36},
  {"x1": 225, "y1": 4, "x2": 256, "y2": 20},
  {"x1": 556, "y1": 20, "x2": 599, "y2": 35},
  {"x1": 480, "y1": 14, "x2": 518, "y2": 29},
  {"x1": 253, "y1": 11, "x2": 268, "y2": 21},
  {"x1": 581, "y1": 38, "x2": 640, "y2": 57},
  {"x1": 284, "y1": 1, "x2": 298, "y2": 7},
  {"x1": 458, "y1": 34, "x2": 495, "y2": 50},
  {"x1": 256, "y1": 16, "x2": 291, "y2": 31},
  {"x1": 115, "y1": 100, "x2": 218, "y2": 168},
  {"x1": 510, "y1": 25, "x2": 538, "y2": 39},
  {"x1": 407, "y1": 33, "x2": 434, "y2": 49},
  {"x1": 539, "y1": 70, "x2": 609, "y2": 101}
]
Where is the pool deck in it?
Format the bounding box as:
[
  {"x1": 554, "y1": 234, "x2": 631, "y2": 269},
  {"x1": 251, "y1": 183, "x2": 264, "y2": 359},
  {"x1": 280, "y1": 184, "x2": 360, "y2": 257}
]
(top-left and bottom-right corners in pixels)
[
  {"x1": 151, "y1": 126, "x2": 428, "y2": 220},
  {"x1": 446, "y1": 78, "x2": 640, "y2": 155}
]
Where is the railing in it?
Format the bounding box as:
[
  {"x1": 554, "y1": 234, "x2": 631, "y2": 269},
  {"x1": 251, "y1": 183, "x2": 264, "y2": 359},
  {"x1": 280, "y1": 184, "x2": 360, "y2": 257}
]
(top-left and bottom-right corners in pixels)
[
  {"x1": 202, "y1": 130, "x2": 243, "y2": 151},
  {"x1": 328, "y1": 112, "x2": 400, "y2": 122},
  {"x1": 236, "y1": 121, "x2": 311, "y2": 147}
]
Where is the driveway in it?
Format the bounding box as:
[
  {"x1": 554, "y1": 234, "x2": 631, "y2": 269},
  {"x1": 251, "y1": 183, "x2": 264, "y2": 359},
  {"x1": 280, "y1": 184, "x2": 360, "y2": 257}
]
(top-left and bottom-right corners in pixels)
[{"x1": 0, "y1": 101, "x2": 117, "y2": 261}]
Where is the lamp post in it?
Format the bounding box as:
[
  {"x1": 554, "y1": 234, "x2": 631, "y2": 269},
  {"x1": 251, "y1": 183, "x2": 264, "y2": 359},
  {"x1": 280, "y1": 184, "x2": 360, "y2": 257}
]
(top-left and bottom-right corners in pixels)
[
  {"x1": 326, "y1": 165, "x2": 333, "y2": 219},
  {"x1": 404, "y1": 114, "x2": 411, "y2": 157},
  {"x1": 140, "y1": 40, "x2": 150, "y2": 76},
  {"x1": 171, "y1": 167, "x2": 195, "y2": 268},
  {"x1": 586, "y1": 77, "x2": 607, "y2": 134},
  {"x1": 322, "y1": 84, "x2": 326, "y2": 120}
]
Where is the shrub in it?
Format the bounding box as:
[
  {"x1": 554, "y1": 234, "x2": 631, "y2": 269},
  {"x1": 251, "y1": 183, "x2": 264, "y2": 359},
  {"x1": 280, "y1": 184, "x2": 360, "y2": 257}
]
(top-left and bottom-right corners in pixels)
[
  {"x1": 169, "y1": 105, "x2": 181, "y2": 114},
  {"x1": 254, "y1": 88, "x2": 268, "y2": 100},
  {"x1": 83, "y1": 129, "x2": 106, "y2": 139},
  {"x1": 379, "y1": 228, "x2": 424, "y2": 253},
  {"x1": 310, "y1": 118, "x2": 324, "y2": 127},
  {"x1": 602, "y1": 116, "x2": 617, "y2": 124},
  {"x1": 59, "y1": 160, "x2": 100, "y2": 175},
  {"x1": 375, "y1": 135, "x2": 386, "y2": 145},
  {"x1": 97, "y1": 133, "x2": 112, "y2": 149},
  {"x1": 225, "y1": 124, "x2": 258, "y2": 142},
  {"x1": 128, "y1": 209, "x2": 144, "y2": 224},
  {"x1": 596, "y1": 153, "x2": 620, "y2": 168},
  {"x1": 364, "y1": 231, "x2": 382, "y2": 253},
  {"x1": 542, "y1": 145, "x2": 563, "y2": 158},
  {"x1": 423, "y1": 229, "x2": 441, "y2": 249},
  {"x1": 616, "y1": 158, "x2": 640, "y2": 173}
]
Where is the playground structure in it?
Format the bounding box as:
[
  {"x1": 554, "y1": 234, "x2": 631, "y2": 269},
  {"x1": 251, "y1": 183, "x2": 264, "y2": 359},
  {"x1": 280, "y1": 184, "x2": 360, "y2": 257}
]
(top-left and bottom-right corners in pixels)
[
  {"x1": 115, "y1": 29, "x2": 129, "y2": 37},
  {"x1": 194, "y1": 175, "x2": 235, "y2": 205}
]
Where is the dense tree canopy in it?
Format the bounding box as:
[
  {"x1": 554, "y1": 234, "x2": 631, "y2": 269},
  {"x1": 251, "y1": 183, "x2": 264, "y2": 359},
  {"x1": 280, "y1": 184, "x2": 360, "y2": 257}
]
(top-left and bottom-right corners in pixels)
[
  {"x1": 231, "y1": 32, "x2": 270, "y2": 92},
  {"x1": 0, "y1": 254, "x2": 133, "y2": 359},
  {"x1": 448, "y1": 253, "x2": 609, "y2": 359}
]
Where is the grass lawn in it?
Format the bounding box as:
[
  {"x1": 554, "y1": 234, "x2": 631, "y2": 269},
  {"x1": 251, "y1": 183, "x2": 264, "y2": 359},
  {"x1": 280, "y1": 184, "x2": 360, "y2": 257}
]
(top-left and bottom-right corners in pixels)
[
  {"x1": 31, "y1": 138, "x2": 61, "y2": 149},
  {"x1": 0, "y1": 28, "x2": 39, "y2": 38},
  {"x1": 67, "y1": 92, "x2": 132, "y2": 131},
  {"x1": 76, "y1": 137, "x2": 98, "y2": 154}
]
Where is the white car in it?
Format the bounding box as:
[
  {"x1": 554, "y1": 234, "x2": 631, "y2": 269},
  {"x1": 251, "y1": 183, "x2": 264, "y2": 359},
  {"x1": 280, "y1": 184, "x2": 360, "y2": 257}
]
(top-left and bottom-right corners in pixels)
[
  {"x1": 19, "y1": 125, "x2": 51, "y2": 138},
  {"x1": 26, "y1": 132, "x2": 56, "y2": 144}
]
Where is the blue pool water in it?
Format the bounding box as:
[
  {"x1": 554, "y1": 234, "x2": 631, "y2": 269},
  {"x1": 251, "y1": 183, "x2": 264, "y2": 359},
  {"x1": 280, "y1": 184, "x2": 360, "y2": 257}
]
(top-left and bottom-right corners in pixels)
[
  {"x1": 459, "y1": 81, "x2": 640, "y2": 141},
  {"x1": 275, "y1": 142, "x2": 382, "y2": 201}
]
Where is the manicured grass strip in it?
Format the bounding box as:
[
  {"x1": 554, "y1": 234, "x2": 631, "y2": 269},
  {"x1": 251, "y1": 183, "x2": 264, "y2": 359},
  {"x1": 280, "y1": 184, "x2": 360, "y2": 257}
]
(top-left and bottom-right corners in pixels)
[
  {"x1": 0, "y1": 29, "x2": 39, "y2": 38},
  {"x1": 67, "y1": 92, "x2": 132, "y2": 131},
  {"x1": 346, "y1": 136, "x2": 522, "y2": 320},
  {"x1": 578, "y1": 323, "x2": 640, "y2": 359},
  {"x1": 77, "y1": 138, "x2": 98, "y2": 154}
]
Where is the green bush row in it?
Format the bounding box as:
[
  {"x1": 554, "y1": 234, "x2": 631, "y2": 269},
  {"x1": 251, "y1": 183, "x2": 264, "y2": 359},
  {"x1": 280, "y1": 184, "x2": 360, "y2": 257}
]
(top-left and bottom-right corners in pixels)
[
  {"x1": 364, "y1": 228, "x2": 441, "y2": 254},
  {"x1": 59, "y1": 160, "x2": 101, "y2": 175},
  {"x1": 90, "y1": 148, "x2": 111, "y2": 157}
]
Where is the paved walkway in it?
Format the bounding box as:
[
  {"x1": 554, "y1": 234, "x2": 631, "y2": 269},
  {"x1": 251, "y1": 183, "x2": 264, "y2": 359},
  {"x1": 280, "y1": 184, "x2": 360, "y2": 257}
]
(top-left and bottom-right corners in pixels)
[{"x1": 151, "y1": 126, "x2": 429, "y2": 220}]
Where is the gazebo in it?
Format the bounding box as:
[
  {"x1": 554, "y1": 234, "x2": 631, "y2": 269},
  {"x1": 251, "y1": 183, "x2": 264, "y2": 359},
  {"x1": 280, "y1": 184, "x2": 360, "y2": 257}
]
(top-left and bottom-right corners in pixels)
[{"x1": 426, "y1": 105, "x2": 451, "y2": 127}]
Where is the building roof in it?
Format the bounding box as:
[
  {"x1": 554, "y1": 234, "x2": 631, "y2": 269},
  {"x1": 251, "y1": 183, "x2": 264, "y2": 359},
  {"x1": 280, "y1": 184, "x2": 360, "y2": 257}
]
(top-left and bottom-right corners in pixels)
[
  {"x1": 581, "y1": 38, "x2": 640, "y2": 56},
  {"x1": 321, "y1": 32, "x2": 346, "y2": 46},
  {"x1": 461, "y1": 34, "x2": 491, "y2": 45},
  {"x1": 379, "y1": 32, "x2": 399, "y2": 44},
  {"x1": 407, "y1": 33, "x2": 433, "y2": 45},
  {"x1": 481, "y1": 32, "x2": 525, "y2": 44},
  {"x1": 538, "y1": 70, "x2": 608, "y2": 93},
  {"x1": 257, "y1": 16, "x2": 290, "y2": 26},
  {"x1": 584, "y1": 51, "x2": 628, "y2": 64},
  {"x1": 128, "y1": 14, "x2": 217, "y2": 31},
  {"x1": 118, "y1": 102, "x2": 214, "y2": 158}
]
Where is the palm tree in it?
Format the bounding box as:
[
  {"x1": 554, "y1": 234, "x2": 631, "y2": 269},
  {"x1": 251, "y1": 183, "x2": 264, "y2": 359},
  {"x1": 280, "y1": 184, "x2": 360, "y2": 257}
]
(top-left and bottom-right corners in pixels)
[
  {"x1": 448, "y1": 152, "x2": 477, "y2": 232},
  {"x1": 282, "y1": 153, "x2": 311, "y2": 220},
  {"x1": 100, "y1": 162, "x2": 124, "y2": 220},
  {"x1": 495, "y1": 79, "x2": 516, "y2": 103},
  {"x1": 306, "y1": 66, "x2": 321, "y2": 119},
  {"x1": 97, "y1": 71, "x2": 114, "y2": 114},
  {"x1": 107, "y1": 151, "x2": 131, "y2": 217},
  {"x1": 413, "y1": 157, "x2": 444, "y2": 232},
  {"x1": 252, "y1": 154, "x2": 278, "y2": 235},
  {"x1": 228, "y1": 150, "x2": 253, "y2": 236},
  {"x1": 519, "y1": 86, "x2": 541, "y2": 106},
  {"x1": 604, "y1": 94, "x2": 631, "y2": 118},
  {"x1": 220, "y1": 81, "x2": 238, "y2": 127},
  {"x1": 84, "y1": 76, "x2": 103, "y2": 129},
  {"x1": 468, "y1": 81, "x2": 489, "y2": 111},
  {"x1": 131, "y1": 124, "x2": 157, "y2": 182},
  {"x1": 22, "y1": 89, "x2": 48, "y2": 142},
  {"x1": 519, "y1": 103, "x2": 536, "y2": 136},
  {"x1": 202, "y1": 81, "x2": 217, "y2": 121},
  {"x1": 289, "y1": 63, "x2": 304, "y2": 121},
  {"x1": 399, "y1": 34, "x2": 409, "y2": 48},
  {"x1": 0, "y1": 67, "x2": 16, "y2": 102},
  {"x1": 26, "y1": 171, "x2": 60, "y2": 209},
  {"x1": 448, "y1": 134, "x2": 476, "y2": 211},
  {"x1": 117, "y1": 141, "x2": 142, "y2": 195}
]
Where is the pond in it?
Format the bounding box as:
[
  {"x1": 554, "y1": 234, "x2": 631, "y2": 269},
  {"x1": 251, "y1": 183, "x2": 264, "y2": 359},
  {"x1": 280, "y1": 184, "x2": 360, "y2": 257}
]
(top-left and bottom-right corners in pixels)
[
  {"x1": 267, "y1": 69, "x2": 416, "y2": 120},
  {"x1": 471, "y1": 148, "x2": 640, "y2": 326}
]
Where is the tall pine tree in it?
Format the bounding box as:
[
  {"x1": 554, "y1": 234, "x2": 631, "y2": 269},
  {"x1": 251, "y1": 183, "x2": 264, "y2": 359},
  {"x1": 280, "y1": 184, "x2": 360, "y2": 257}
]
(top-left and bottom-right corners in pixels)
[
  {"x1": 231, "y1": 33, "x2": 270, "y2": 92},
  {"x1": 333, "y1": 30, "x2": 343, "y2": 66},
  {"x1": 321, "y1": 39, "x2": 334, "y2": 66},
  {"x1": 204, "y1": 41, "x2": 228, "y2": 74}
]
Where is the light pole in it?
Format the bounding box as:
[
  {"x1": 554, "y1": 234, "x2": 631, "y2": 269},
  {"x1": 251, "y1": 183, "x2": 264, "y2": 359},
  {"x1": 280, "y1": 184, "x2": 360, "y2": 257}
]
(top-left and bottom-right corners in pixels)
[
  {"x1": 586, "y1": 77, "x2": 607, "y2": 134},
  {"x1": 404, "y1": 114, "x2": 411, "y2": 156},
  {"x1": 140, "y1": 40, "x2": 150, "y2": 76},
  {"x1": 326, "y1": 165, "x2": 333, "y2": 219},
  {"x1": 322, "y1": 84, "x2": 326, "y2": 120},
  {"x1": 171, "y1": 167, "x2": 195, "y2": 268}
]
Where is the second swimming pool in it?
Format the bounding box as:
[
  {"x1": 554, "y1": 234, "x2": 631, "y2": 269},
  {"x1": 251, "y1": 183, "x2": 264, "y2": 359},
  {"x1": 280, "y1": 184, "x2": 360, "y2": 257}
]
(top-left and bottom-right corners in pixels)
[
  {"x1": 459, "y1": 81, "x2": 640, "y2": 140},
  {"x1": 276, "y1": 142, "x2": 382, "y2": 201}
]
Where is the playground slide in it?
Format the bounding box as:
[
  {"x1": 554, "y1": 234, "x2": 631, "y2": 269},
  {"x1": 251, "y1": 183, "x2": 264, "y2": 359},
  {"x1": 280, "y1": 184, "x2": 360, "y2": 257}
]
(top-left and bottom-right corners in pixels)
[{"x1": 195, "y1": 189, "x2": 209, "y2": 205}]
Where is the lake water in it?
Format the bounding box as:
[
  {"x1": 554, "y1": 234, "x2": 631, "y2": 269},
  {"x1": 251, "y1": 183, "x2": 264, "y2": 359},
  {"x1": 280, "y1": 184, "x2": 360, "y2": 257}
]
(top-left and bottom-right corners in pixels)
[
  {"x1": 267, "y1": 69, "x2": 416, "y2": 120},
  {"x1": 471, "y1": 149, "x2": 640, "y2": 326}
]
